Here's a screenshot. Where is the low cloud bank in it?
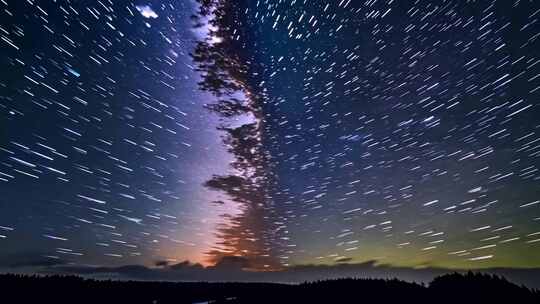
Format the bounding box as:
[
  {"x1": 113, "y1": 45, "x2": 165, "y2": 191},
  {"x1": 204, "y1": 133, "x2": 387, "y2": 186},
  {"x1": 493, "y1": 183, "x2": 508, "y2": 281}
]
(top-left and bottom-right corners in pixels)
[{"x1": 2, "y1": 254, "x2": 539, "y2": 289}]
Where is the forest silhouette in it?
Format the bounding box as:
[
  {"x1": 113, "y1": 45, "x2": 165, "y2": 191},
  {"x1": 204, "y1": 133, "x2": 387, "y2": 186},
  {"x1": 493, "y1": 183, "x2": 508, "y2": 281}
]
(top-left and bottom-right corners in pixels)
[{"x1": 1, "y1": 272, "x2": 538, "y2": 303}]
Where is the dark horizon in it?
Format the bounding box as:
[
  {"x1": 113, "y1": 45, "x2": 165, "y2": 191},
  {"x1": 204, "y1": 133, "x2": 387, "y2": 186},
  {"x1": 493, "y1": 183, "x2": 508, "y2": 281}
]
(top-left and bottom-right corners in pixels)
[
  {"x1": 2, "y1": 256, "x2": 540, "y2": 290},
  {"x1": 0, "y1": 272, "x2": 539, "y2": 303}
]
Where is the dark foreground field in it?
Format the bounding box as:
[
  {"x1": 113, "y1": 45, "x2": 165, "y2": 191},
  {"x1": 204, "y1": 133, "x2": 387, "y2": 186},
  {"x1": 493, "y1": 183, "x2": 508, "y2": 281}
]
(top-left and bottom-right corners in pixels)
[{"x1": 0, "y1": 272, "x2": 538, "y2": 303}]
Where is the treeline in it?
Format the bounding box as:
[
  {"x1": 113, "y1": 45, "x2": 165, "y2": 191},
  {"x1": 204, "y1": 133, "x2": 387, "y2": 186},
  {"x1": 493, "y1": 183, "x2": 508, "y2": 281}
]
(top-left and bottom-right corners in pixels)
[
  {"x1": 0, "y1": 272, "x2": 538, "y2": 303},
  {"x1": 191, "y1": 0, "x2": 281, "y2": 268}
]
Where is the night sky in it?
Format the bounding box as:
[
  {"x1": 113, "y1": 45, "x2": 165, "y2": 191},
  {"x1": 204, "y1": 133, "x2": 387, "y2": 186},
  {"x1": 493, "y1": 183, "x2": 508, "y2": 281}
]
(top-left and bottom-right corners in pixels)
[
  {"x1": 0, "y1": 0, "x2": 236, "y2": 267},
  {"x1": 1, "y1": 0, "x2": 540, "y2": 280}
]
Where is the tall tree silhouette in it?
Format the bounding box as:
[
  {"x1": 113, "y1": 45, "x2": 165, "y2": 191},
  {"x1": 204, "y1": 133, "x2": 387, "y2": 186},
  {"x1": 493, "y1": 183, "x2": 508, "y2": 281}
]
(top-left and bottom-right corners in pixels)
[{"x1": 191, "y1": 0, "x2": 280, "y2": 269}]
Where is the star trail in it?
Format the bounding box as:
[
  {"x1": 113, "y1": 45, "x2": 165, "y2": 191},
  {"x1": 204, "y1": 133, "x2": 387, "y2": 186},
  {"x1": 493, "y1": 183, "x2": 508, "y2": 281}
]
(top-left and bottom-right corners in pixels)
[
  {"x1": 1, "y1": 0, "x2": 540, "y2": 281},
  {"x1": 0, "y1": 0, "x2": 236, "y2": 267},
  {"x1": 236, "y1": 0, "x2": 540, "y2": 269}
]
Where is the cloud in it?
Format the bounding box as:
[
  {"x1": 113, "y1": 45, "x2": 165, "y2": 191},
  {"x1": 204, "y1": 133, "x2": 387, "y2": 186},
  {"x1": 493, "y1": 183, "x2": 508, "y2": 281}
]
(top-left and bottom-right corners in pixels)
[
  {"x1": 169, "y1": 261, "x2": 204, "y2": 273},
  {"x1": 334, "y1": 257, "x2": 354, "y2": 263},
  {"x1": 154, "y1": 260, "x2": 170, "y2": 268},
  {"x1": 8, "y1": 255, "x2": 536, "y2": 290},
  {"x1": 3, "y1": 254, "x2": 538, "y2": 289},
  {"x1": 211, "y1": 256, "x2": 251, "y2": 270},
  {"x1": 135, "y1": 5, "x2": 158, "y2": 19}
]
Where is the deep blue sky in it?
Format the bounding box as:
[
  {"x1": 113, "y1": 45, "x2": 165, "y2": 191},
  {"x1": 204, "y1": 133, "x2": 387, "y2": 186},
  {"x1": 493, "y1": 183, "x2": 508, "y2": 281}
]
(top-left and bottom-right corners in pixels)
[
  {"x1": 0, "y1": 0, "x2": 235, "y2": 266},
  {"x1": 210, "y1": 0, "x2": 540, "y2": 268}
]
